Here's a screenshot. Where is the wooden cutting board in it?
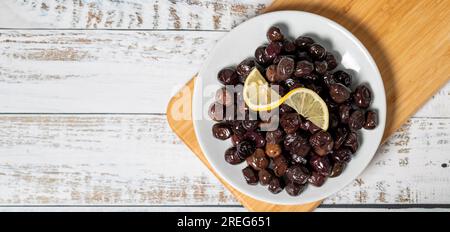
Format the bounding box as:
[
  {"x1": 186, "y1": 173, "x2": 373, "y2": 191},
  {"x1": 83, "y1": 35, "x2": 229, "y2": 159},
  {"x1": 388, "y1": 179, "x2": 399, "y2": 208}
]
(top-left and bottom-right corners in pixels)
[{"x1": 166, "y1": 0, "x2": 450, "y2": 211}]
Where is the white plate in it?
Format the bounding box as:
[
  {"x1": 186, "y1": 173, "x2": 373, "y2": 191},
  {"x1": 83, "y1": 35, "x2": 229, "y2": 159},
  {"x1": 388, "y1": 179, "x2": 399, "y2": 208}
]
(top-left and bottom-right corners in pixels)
[{"x1": 192, "y1": 11, "x2": 386, "y2": 205}]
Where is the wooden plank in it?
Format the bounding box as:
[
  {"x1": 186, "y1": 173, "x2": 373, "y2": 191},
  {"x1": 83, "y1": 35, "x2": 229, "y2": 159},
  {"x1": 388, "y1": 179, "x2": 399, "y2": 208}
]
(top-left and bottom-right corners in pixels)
[
  {"x1": 0, "y1": 115, "x2": 448, "y2": 205},
  {"x1": 0, "y1": 114, "x2": 238, "y2": 205},
  {"x1": 0, "y1": 0, "x2": 270, "y2": 30},
  {"x1": 0, "y1": 30, "x2": 221, "y2": 113},
  {"x1": 0, "y1": 30, "x2": 449, "y2": 115}
]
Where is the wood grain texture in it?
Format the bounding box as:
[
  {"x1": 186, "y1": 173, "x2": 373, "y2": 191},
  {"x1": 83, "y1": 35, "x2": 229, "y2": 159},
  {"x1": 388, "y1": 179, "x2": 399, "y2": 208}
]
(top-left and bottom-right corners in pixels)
[
  {"x1": 0, "y1": 113, "x2": 448, "y2": 206},
  {"x1": 0, "y1": 114, "x2": 238, "y2": 205},
  {"x1": 266, "y1": 0, "x2": 450, "y2": 141},
  {"x1": 0, "y1": 0, "x2": 270, "y2": 29},
  {"x1": 0, "y1": 30, "x2": 221, "y2": 113},
  {"x1": 0, "y1": 30, "x2": 448, "y2": 114}
]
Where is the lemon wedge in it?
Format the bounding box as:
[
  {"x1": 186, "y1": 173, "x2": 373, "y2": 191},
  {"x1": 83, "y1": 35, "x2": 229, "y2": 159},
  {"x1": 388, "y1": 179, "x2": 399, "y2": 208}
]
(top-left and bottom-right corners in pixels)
[{"x1": 243, "y1": 68, "x2": 329, "y2": 130}]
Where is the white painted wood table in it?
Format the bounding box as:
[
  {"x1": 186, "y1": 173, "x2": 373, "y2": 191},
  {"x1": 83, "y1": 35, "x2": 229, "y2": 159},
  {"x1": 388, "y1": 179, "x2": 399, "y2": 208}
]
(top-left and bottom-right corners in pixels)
[{"x1": 0, "y1": 0, "x2": 448, "y2": 212}]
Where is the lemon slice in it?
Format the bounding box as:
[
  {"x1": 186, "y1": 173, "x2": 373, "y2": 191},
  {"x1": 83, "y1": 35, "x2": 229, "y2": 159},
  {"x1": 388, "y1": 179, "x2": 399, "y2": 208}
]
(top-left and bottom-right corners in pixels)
[
  {"x1": 243, "y1": 68, "x2": 329, "y2": 130},
  {"x1": 283, "y1": 88, "x2": 329, "y2": 131},
  {"x1": 243, "y1": 68, "x2": 282, "y2": 111}
]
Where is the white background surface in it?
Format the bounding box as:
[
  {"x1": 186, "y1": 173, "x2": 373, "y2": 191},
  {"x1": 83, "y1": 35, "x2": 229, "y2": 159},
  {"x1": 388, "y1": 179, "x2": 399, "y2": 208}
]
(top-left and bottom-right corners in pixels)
[{"x1": 0, "y1": 0, "x2": 448, "y2": 211}]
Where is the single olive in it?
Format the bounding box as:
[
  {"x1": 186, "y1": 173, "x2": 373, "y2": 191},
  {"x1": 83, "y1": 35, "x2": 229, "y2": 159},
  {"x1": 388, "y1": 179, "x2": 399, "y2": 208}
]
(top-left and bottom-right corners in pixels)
[
  {"x1": 333, "y1": 70, "x2": 352, "y2": 87},
  {"x1": 255, "y1": 45, "x2": 271, "y2": 65},
  {"x1": 258, "y1": 169, "x2": 274, "y2": 186},
  {"x1": 325, "y1": 52, "x2": 338, "y2": 70},
  {"x1": 284, "y1": 133, "x2": 311, "y2": 158},
  {"x1": 294, "y1": 60, "x2": 314, "y2": 77},
  {"x1": 344, "y1": 131, "x2": 359, "y2": 153},
  {"x1": 236, "y1": 140, "x2": 256, "y2": 159},
  {"x1": 308, "y1": 43, "x2": 326, "y2": 60},
  {"x1": 314, "y1": 60, "x2": 328, "y2": 75},
  {"x1": 265, "y1": 129, "x2": 284, "y2": 144},
  {"x1": 285, "y1": 165, "x2": 310, "y2": 185},
  {"x1": 265, "y1": 143, "x2": 282, "y2": 158},
  {"x1": 224, "y1": 147, "x2": 243, "y2": 165},
  {"x1": 276, "y1": 56, "x2": 295, "y2": 81},
  {"x1": 309, "y1": 154, "x2": 332, "y2": 176},
  {"x1": 308, "y1": 172, "x2": 326, "y2": 187},
  {"x1": 330, "y1": 162, "x2": 347, "y2": 177},
  {"x1": 266, "y1": 64, "x2": 278, "y2": 83},
  {"x1": 364, "y1": 110, "x2": 378, "y2": 129},
  {"x1": 339, "y1": 104, "x2": 351, "y2": 124},
  {"x1": 282, "y1": 39, "x2": 296, "y2": 54},
  {"x1": 267, "y1": 26, "x2": 284, "y2": 42},
  {"x1": 244, "y1": 131, "x2": 266, "y2": 148},
  {"x1": 242, "y1": 166, "x2": 259, "y2": 185},
  {"x1": 329, "y1": 83, "x2": 351, "y2": 104},
  {"x1": 230, "y1": 134, "x2": 243, "y2": 146},
  {"x1": 246, "y1": 148, "x2": 269, "y2": 170},
  {"x1": 322, "y1": 72, "x2": 336, "y2": 88},
  {"x1": 212, "y1": 122, "x2": 232, "y2": 140},
  {"x1": 230, "y1": 121, "x2": 246, "y2": 136},
  {"x1": 294, "y1": 36, "x2": 314, "y2": 51},
  {"x1": 265, "y1": 41, "x2": 283, "y2": 60},
  {"x1": 218, "y1": 68, "x2": 239, "y2": 85},
  {"x1": 333, "y1": 126, "x2": 349, "y2": 150},
  {"x1": 353, "y1": 84, "x2": 372, "y2": 108},
  {"x1": 331, "y1": 148, "x2": 352, "y2": 163},
  {"x1": 268, "y1": 177, "x2": 284, "y2": 194},
  {"x1": 309, "y1": 131, "x2": 334, "y2": 156},
  {"x1": 236, "y1": 58, "x2": 258, "y2": 78},
  {"x1": 285, "y1": 182, "x2": 306, "y2": 196},
  {"x1": 348, "y1": 110, "x2": 365, "y2": 131},
  {"x1": 280, "y1": 113, "x2": 301, "y2": 134},
  {"x1": 272, "y1": 156, "x2": 289, "y2": 177}
]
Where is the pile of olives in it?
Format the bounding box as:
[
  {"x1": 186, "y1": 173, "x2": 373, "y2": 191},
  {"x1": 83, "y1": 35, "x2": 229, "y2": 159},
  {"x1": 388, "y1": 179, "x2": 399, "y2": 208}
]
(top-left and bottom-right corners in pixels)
[{"x1": 209, "y1": 26, "x2": 378, "y2": 196}]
